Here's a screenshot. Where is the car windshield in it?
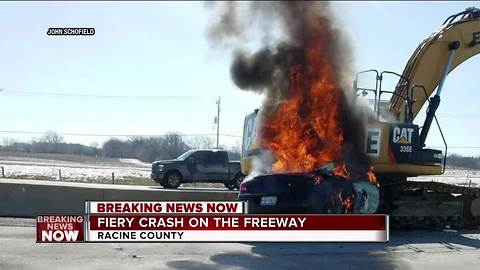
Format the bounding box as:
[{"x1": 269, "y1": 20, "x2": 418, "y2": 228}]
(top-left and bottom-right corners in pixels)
[{"x1": 176, "y1": 150, "x2": 195, "y2": 160}]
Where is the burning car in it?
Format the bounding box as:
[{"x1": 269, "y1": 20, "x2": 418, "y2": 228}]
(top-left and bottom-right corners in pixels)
[{"x1": 239, "y1": 164, "x2": 380, "y2": 214}]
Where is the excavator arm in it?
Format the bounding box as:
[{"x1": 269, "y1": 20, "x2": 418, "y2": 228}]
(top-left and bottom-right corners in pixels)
[{"x1": 389, "y1": 8, "x2": 480, "y2": 123}]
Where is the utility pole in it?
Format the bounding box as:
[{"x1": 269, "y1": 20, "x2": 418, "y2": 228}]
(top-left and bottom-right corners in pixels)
[{"x1": 216, "y1": 97, "x2": 221, "y2": 148}]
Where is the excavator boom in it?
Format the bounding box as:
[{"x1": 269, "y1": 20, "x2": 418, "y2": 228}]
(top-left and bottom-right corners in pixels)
[{"x1": 389, "y1": 8, "x2": 480, "y2": 121}]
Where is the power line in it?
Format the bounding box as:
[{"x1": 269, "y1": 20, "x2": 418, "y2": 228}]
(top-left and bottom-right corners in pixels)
[
  {"x1": 0, "y1": 130, "x2": 242, "y2": 138},
  {"x1": 1, "y1": 90, "x2": 214, "y2": 100},
  {"x1": 0, "y1": 90, "x2": 254, "y2": 102}
]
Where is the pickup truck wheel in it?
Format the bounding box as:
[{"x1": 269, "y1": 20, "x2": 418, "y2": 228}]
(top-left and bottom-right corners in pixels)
[
  {"x1": 165, "y1": 171, "x2": 182, "y2": 189},
  {"x1": 224, "y1": 182, "x2": 235, "y2": 190},
  {"x1": 233, "y1": 173, "x2": 245, "y2": 190}
]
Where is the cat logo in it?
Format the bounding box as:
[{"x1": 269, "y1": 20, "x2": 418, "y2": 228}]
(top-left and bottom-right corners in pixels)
[{"x1": 392, "y1": 127, "x2": 414, "y2": 145}]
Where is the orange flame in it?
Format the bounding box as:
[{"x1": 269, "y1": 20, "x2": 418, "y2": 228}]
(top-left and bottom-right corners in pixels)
[
  {"x1": 332, "y1": 164, "x2": 350, "y2": 179},
  {"x1": 260, "y1": 35, "x2": 343, "y2": 173},
  {"x1": 257, "y1": 16, "x2": 377, "y2": 191}
]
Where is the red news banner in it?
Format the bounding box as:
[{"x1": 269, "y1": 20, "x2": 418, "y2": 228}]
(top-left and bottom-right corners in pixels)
[
  {"x1": 37, "y1": 215, "x2": 85, "y2": 242},
  {"x1": 37, "y1": 201, "x2": 389, "y2": 243}
]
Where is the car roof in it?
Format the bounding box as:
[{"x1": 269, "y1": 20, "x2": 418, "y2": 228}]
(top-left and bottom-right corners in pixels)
[{"x1": 194, "y1": 149, "x2": 227, "y2": 152}]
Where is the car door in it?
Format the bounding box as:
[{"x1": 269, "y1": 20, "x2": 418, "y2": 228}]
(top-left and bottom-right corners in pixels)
[
  {"x1": 189, "y1": 151, "x2": 209, "y2": 181},
  {"x1": 205, "y1": 151, "x2": 229, "y2": 181}
]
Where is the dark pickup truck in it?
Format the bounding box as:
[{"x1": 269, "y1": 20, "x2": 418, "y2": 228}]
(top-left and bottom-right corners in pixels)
[{"x1": 151, "y1": 149, "x2": 244, "y2": 189}]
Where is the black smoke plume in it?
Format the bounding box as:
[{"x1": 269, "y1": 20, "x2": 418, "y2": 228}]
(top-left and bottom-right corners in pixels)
[
  {"x1": 207, "y1": 2, "x2": 352, "y2": 104},
  {"x1": 206, "y1": 1, "x2": 370, "y2": 176}
]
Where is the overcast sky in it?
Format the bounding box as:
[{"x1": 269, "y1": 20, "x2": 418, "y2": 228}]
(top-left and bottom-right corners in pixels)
[{"x1": 0, "y1": 1, "x2": 478, "y2": 155}]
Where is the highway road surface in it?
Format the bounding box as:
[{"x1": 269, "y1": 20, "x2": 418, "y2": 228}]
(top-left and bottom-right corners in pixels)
[{"x1": 0, "y1": 218, "x2": 479, "y2": 270}]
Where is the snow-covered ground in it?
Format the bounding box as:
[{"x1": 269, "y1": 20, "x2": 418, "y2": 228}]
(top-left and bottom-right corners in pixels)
[
  {"x1": 1, "y1": 164, "x2": 151, "y2": 180},
  {"x1": 0, "y1": 154, "x2": 151, "y2": 182},
  {"x1": 0, "y1": 153, "x2": 479, "y2": 187},
  {"x1": 119, "y1": 158, "x2": 151, "y2": 167},
  {"x1": 413, "y1": 167, "x2": 480, "y2": 187}
]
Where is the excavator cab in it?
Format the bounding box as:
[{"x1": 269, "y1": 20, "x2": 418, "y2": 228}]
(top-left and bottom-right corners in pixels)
[
  {"x1": 354, "y1": 70, "x2": 415, "y2": 123},
  {"x1": 353, "y1": 70, "x2": 445, "y2": 178}
]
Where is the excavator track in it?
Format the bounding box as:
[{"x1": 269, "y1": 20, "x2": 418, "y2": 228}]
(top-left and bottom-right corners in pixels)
[{"x1": 388, "y1": 181, "x2": 480, "y2": 230}]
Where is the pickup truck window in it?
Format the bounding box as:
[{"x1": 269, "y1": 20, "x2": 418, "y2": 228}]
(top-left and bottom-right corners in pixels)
[
  {"x1": 191, "y1": 151, "x2": 209, "y2": 166},
  {"x1": 208, "y1": 151, "x2": 228, "y2": 167},
  {"x1": 177, "y1": 150, "x2": 195, "y2": 160}
]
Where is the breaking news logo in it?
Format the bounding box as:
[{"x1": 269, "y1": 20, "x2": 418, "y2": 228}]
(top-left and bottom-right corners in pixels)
[
  {"x1": 36, "y1": 215, "x2": 85, "y2": 242},
  {"x1": 37, "y1": 201, "x2": 389, "y2": 243}
]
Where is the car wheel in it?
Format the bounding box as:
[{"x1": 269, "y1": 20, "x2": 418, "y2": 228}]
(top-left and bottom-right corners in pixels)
[
  {"x1": 165, "y1": 171, "x2": 182, "y2": 189},
  {"x1": 233, "y1": 173, "x2": 245, "y2": 190},
  {"x1": 224, "y1": 182, "x2": 235, "y2": 190},
  {"x1": 352, "y1": 181, "x2": 380, "y2": 214}
]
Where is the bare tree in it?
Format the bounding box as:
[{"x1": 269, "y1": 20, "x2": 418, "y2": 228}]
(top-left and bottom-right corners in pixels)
[
  {"x1": 161, "y1": 133, "x2": 190, "y2": 159},
  {"x1": 2, "y1": 137, "x2": 16, "y2": 146},
  {"x1": 187, "y1": 136, "x2": 215, "y2": 149},
  {"x1": 102, "y1": 138, "x2": 129, "y2": 158},
  {"x1": 40, "y1": 130, "x2": 64, "y2": 144}
]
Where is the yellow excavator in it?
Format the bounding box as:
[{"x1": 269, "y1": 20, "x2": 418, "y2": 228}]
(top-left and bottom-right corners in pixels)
[{"x1": 241, "y1": 7, "x2": 480, "y2": 228}]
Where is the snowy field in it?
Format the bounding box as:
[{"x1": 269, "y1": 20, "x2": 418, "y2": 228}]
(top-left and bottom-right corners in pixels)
[
  {"x1": 0, "y1": 153, "x2": 152, "y2": 184},
  {"x1": 414, "y1": 168, "x2": 480, "y2": 187},
  {"x1": 0, "y1": 152, "x2": 478, "y2": 187}
]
